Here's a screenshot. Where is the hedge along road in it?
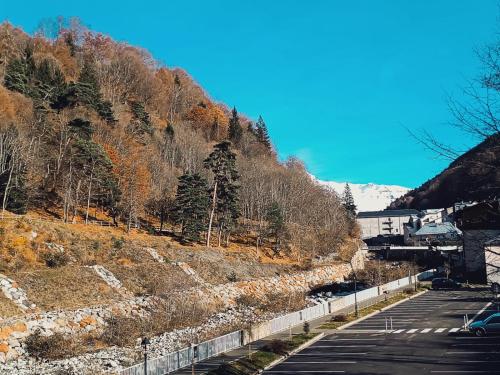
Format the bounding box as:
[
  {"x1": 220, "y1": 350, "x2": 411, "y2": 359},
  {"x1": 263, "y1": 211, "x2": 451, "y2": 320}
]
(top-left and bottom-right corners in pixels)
[{"x1": 263, "y1": 288, "x2": 500, "y2": 374}]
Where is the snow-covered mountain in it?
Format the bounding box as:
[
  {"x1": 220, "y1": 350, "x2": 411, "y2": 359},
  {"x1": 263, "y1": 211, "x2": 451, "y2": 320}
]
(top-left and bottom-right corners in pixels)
[{"x1": 314, "y1": 178, "x2": 411, "y2": 212}]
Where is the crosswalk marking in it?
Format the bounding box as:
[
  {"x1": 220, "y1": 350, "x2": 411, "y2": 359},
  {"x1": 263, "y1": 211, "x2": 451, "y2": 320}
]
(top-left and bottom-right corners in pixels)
[{"x1": 365, "y1": 327, "x2": 462, "y2": 334}]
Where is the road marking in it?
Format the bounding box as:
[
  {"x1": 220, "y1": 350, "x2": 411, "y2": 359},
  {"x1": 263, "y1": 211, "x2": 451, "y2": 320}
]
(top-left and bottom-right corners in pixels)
[
  {"x1": 313, "y1": 345, "x2": 376, "y2": 348},
  {"x1": 321, "y1": 339, "x2": 379, "y2": 341},
  {"x1": 431, "y1": 371, "x2": 500, "y2": 373},
  {"x1": 407, "y1": 328, "x2": 418, "y2": 333},
  {"x1": 266, "y1": 372, "x2": 346, "y2": 373},
  {"x1": 295, "y1": 353, "x2": 367, "y2": 356},
  {"x1": 468, "y1": 302, "x2": 493, "y2": 326},
  {"x1": 449, "y1": 328, "x2": 460, "y2": 332},
  {"x1": 447, "y1": 351, "x2": 500, "y2": 354},
  {"x1": 435, "y1": 328, "x2": 447, "y2": 333},
  {"x1": 284, "y1": 361, "x2": 357, "y2": 364},
  {"x1": 421, "y1": 328, "x2": 432, "y2": 333},
  {"x1": 393, "y1": 329, "x2": 405, "y2": 333}
]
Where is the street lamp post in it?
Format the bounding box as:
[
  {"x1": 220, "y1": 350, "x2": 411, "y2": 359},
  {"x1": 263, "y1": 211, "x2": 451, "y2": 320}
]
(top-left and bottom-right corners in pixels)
[
  {"x1": 141, "y1": 337, "x2": 150, "y2": 375},
  {"x1": 354, "y1": 274, "x2": 359, "y2": 317}
]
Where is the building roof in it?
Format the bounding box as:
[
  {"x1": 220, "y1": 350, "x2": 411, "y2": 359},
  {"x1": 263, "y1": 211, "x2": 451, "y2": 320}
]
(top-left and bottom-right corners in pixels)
[
  {"x1": 357, "y1": 209, "x2": 421, "y2": 219},
  {"x1": 415, "y1": 222, "x2": 462, "y2": 237},
  {"x1": 421, "y1": 208, "x2": 444, "y2": 214},
  {"x1": 486, "y1": 235, "x2": 500, "y2": 246}
]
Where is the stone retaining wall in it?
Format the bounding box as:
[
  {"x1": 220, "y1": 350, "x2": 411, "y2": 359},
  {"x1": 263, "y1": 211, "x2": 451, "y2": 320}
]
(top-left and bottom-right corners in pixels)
[{"x1": 0, "y1": 250, "x2": 363, "y2": 364}]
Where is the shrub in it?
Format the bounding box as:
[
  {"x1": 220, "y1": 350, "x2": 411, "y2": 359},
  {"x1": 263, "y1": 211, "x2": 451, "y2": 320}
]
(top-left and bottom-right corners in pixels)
[
  {"x1": 227, "y1": 271, "x2": 237, "y2": 282},
  {"x1": 236, "y1": 294, "x2": 261, "y2": 308},
  {"x1": 42, "y1": 251, "x2": 70, "y2": 268},
  {"x1": 101, "y1": 316, "x2": 143, "y2": 347},
  {"x1": 404, "y1": 288, "x2": 414, "y2": 295},
  {"x1": 303, "y1": 321, "x2": 310, "y2": 334},
  {"x1": 111, "y1": 236, "x2": 125, "y2": 250},
  {"x1": 25, "y1": 331, "x2": 73, "y2": 360},
  {"x1": 331, "y1": 314, "x2": 347, "y2": 322},
  {"x1": 263, "y1": 339, "x2": 290, "y2": 355}
]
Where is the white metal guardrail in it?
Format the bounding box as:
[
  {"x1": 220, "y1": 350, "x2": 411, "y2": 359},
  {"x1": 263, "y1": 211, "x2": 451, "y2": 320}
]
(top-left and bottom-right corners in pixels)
[{"x1": 120, "y1": 269, "x2": 436, "y2": 374}]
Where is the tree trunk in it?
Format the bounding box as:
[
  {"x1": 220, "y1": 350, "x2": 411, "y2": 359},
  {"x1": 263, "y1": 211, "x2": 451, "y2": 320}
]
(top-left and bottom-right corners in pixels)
[
  {"x1": 85, "y1": 169, "x2": 94, "y2": 224},
  {"x1": 206, "y1": 181, "x2": 218, "y2": 247},
  {"x1": 217, "y1": 225, "x2": 222, "y2": 247},
  {"x1": 1, "y1": 164, "x2": 14, "y2": 216}
]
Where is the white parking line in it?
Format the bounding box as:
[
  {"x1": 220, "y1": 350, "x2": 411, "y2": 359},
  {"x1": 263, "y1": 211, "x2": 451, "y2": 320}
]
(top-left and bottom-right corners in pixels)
[
  {"x1": 295, "y1": 353, "x2": 367, "y2": 356},
  {"x1": 431, "y1": 371, "x2": 500, "y2": 373},
  {"x1": 313, "y1": 345, "x2": 376, "y2": 348},
  {"x1": 468, "y1": 302, "x2": 493, "y2": 326},
  {"x1": 447, "y1": 351, "x2": 500, "y2": 354},
  {"x1": 449, "y1": 328, "x2": 460, "y2": 332},
  {"x1": 421, "y1": 328, "x2": 432, "y2": 333},
  {"x1": 266, "y1": 371, "x2": 346, "y2": 373},
  {"x1": 435, "y1": 328, "x2": 447, "y2": 333},
  {"x1": 393, "y1": 329, "x2": 405, "y2": 333},
  {"x1": 407, "y1": 328, "x2": 418, "y2": 333},
  {"x1": 285, "y1": 361, "x2": 357, "y2": 364}
]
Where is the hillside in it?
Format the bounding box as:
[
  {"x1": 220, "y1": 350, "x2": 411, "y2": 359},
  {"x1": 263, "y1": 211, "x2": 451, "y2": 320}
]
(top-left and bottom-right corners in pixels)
[
  {"x1": 0, "y1": 20, "x2": 362, "y2": 374},
  {"x1": 0, "y1": 20, "x2": 356, "y2": 258},
  {"x1": 390, "y1": 133, "x2": 500, "y2": 210}
]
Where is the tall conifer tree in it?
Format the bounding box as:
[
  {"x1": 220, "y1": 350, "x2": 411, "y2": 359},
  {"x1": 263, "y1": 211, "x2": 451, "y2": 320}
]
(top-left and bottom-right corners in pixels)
[
  {"x1": 228, "y1": 107, "x2": 243, "y2": 145},
  {"x1": 342, "y1": 183, "x2": 357, "y2": 216}
]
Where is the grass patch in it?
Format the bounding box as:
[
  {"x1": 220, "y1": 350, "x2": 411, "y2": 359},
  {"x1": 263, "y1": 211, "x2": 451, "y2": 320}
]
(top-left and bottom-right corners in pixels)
[
  {"x1": 0, "y1": 294, "x2": 22, "y2": 318},
  {"x1": 319, "y1": 288, "x2": 425, "y2": 330},
  {"x1": 208, "y1": 333, "x2": 318, "y2": 375},
  {"x1": 13, "y1": 266, "x2": 118, "y2": 310}
]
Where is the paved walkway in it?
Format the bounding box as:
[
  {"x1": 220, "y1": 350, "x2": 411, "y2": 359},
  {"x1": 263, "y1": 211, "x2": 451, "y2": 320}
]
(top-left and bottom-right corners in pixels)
[{"x1": 169, "y1": 286, "x2": 415, "y2": 374}]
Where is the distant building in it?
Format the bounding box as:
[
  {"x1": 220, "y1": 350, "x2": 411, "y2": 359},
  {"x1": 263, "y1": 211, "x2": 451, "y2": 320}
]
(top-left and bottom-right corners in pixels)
[
  {"x1": 485, "y1": 236, "x2": 500, "y2": 285},
  {"x1": 420, "y1": 208, "x2": 449, "y2": 224},
  {"x1": 411, "y1": 222, "x2": 462, "y2": 246},
  {"x1": 357, "y1": 209, "x2": 420, "y2": 239}
]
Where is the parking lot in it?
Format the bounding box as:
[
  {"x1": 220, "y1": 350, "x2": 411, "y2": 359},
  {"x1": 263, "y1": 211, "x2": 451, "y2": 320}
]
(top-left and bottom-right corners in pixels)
[{"x1": 264, "y1": 289, "x2": 500, "y2": 374}]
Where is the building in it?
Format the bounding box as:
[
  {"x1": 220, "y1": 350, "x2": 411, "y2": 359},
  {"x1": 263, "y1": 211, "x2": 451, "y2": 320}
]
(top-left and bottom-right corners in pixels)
[
  {"x1": 460, "y1": 200, "x2": 500, "y2": 283},
  {"x1": 406, "y1": 222, "x2": 462, "y2": 246},
  {"x1": 357, "y1": 209, "x2": 420, "y2": 239},
  {"x1": 420, "y1": 208, "x2": 448, "y2": 224},
  {"x1": 485, "y1": 236, "x2": 500, "y2": 285}
]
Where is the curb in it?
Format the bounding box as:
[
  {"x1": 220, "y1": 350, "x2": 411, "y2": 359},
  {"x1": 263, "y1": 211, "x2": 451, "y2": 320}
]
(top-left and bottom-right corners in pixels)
[
  {"x1": 336, "y1": 289, "x2": 428, "y2": 331},
  {"x1": 262, "y1": 332, "x2": 325, "y2": 371}
]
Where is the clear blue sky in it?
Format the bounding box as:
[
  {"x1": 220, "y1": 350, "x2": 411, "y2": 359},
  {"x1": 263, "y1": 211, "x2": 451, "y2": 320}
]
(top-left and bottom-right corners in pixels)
[{"x1": 1, "y1": 1, "x2": 498, "y2": 188}]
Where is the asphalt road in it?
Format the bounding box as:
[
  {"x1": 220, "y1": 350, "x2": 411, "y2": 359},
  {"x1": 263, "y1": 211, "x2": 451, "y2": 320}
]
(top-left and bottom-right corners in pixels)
[{"x1": 264, "y1": 288, "x2": 500, "y2": 375}]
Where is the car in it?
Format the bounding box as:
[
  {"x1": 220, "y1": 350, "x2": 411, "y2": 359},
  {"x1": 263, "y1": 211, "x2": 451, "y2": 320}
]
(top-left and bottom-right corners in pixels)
[
  {"x1": 469, "y1": 313, "x2": 500, "y2": 336},
  {"x1": 431, "y1": 278, "x2": 461, "y2": 290}
]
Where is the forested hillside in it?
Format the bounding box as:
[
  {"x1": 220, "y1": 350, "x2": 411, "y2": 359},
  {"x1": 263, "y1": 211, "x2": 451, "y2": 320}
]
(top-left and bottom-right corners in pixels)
[
  {"x1": 0, "y1": 20, "x2": 355, "y2": 259},
  {"x1": 390, "y1": 133, "x2": 500, "y2": 210}
]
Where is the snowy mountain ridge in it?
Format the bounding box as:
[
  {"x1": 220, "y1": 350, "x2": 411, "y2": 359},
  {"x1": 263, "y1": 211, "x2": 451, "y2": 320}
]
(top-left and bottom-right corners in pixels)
[{"x1": 313, "y1": 177, "x2": 411, "y2": 212}]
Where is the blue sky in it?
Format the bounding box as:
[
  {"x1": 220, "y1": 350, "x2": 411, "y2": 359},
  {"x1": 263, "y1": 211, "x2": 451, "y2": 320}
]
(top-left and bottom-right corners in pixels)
[{"x1": 1, "y1": 1, "x2": 498, "y2": 188}]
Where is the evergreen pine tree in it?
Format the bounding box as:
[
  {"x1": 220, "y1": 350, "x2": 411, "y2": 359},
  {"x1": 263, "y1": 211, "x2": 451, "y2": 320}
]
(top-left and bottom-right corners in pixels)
[
  {"x1": 204, "y1": 141, "x2": 240, "y2": 246},
  {"x1": 228, "y1": 107, "x2": 243, "y2": 145},
  {"x1": 173, "y1": 173, "x2": 210, "y2": 243},
  {"x1": 127, "y1": 101, "x2": 153, "y2": 140},
  {"x1": 342, "y1": 183, "x2": 357, "y2": 216},
  {"x1": 255, "y1": 115, "x2": 271, "y2": 151},
  {"x1": 265, "y1": 202, "x2": 286, "y2": 248}
]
